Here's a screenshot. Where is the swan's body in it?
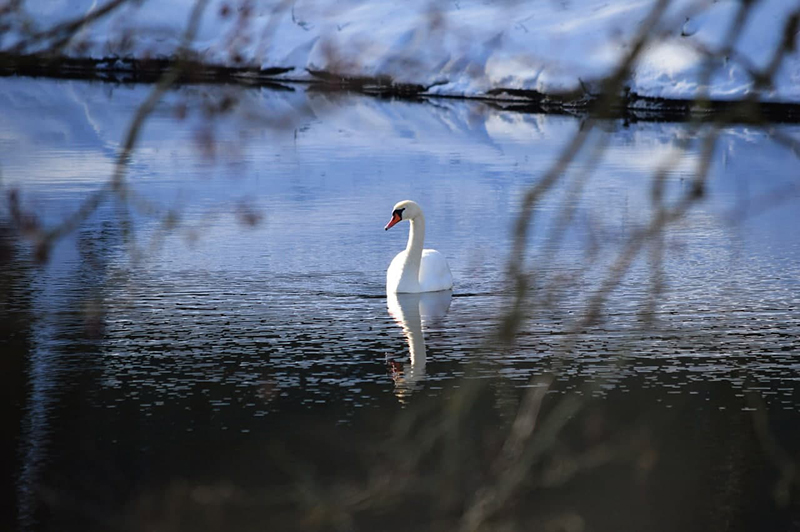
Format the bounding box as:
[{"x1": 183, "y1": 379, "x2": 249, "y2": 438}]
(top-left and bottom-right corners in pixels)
[{"x1": 384, "y1": 200, "x2": 453, "y2": 294}]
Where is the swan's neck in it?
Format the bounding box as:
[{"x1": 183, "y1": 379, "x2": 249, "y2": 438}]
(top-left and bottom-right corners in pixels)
[{"x1": 404, "y1": 215, "x2": 425, "y2": 273}]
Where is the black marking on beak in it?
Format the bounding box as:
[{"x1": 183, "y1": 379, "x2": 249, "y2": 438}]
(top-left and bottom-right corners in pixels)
[{"x1": 385, "y1": 208, "x2": 405, "y2": 231}]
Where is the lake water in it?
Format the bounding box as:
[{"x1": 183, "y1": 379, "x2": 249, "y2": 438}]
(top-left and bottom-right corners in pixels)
[{"x1": 1, "y1": 77, "x2": 800, "y2": 531}]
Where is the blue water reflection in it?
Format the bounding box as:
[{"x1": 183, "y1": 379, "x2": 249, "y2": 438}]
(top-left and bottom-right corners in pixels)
[{"x1": 1, "y1": 77, "x2": 799, "y2": 530}]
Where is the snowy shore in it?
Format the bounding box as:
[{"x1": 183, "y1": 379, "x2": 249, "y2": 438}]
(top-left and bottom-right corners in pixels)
[{"x1": 2, "y1": 0, "x2": 799, "y2": 107}]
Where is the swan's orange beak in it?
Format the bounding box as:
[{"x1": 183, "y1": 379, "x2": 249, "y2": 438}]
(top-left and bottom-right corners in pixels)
[{"x1": 385, "y1": 212, "x2": 401, "y2": 231}]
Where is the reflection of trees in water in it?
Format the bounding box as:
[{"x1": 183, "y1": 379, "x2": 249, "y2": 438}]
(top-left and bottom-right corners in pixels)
[
  {"x1": 0, "y1": 222, "x2": 35, "y2": 532},
  {"x1": 12, "y1": 220, "x2": 124, "y2": 530}
]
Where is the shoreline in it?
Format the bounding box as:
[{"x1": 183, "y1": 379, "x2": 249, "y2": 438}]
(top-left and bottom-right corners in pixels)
[{"x1": 3, "y1": 53, "x2": 800, "y2": 124}]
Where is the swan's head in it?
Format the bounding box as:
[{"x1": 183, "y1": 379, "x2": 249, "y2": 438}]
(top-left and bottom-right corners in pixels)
[{"x1": 384, "y1": 200, "x2": 421, "y2": 231}]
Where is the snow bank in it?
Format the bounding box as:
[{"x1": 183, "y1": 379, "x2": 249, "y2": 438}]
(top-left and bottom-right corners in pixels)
[{"x1": 3, "y1": 0, "x2": 800, "y2": 102}]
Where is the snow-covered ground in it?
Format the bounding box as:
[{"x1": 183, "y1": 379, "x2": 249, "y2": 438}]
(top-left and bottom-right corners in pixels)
[{"x1": 2, "y1": 0, "x2": 800, "y2": 102}]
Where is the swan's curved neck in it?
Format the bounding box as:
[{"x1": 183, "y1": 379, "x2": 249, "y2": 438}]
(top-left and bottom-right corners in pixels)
[
  {"x1": 405, "y1": 214, "x2": 425, "y2": 267},
  {"x1": 393, "y1": 213, "x2": 426, "y2": 292}
]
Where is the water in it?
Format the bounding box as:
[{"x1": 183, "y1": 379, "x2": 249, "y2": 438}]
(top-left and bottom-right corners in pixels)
[{"x1": 1, "y1": 77, "x2": 800, "y2": 531}]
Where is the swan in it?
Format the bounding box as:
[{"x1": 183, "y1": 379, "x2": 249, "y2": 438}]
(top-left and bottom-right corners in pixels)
[{"x1": 384, "y1": 200, "x2": 453, "y2": 293}]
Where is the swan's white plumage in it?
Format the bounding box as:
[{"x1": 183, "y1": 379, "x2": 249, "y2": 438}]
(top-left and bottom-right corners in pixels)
[
  {"x1": 385, "y1": 200, "x2": 453, "y2": 294},
  {"x1": 387, "y1": 249, "x2": 453, "y2": 293}
]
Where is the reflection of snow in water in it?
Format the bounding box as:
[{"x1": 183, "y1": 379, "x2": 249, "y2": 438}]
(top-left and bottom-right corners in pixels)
[{"x1": 387, "y1": 291, "x2": 452, "y2": 402}]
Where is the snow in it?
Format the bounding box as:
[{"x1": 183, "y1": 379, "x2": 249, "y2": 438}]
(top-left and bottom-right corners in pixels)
[{"x1": 3, "y1": 0, "x2": 800, "y2": 103}]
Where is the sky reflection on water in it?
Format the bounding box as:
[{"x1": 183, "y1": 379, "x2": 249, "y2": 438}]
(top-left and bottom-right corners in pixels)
[{"x1": 1, "y1": 77, "x2": 800, "y2": 531}]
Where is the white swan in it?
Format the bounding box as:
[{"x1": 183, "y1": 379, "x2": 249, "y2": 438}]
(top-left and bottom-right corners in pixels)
[{"x1": 384, "y1": 200, "x2": 453, "y2": 293}]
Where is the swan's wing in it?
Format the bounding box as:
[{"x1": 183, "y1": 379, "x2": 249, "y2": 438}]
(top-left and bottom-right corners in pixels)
[
  {"x1": 419, "y1": 249, "x2": 454, "y2": 292},
  {"x1": 387, "y1": 250, "x2": 408, "y2": 292}
]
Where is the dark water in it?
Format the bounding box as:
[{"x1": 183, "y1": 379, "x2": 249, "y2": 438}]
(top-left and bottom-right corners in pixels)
[{"x1": 1, "y1": 78, "x2": 800, "y2": 531}]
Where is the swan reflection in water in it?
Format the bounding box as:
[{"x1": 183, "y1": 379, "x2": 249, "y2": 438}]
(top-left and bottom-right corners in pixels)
[{"x1": 386, "y1": 290, "x2": 452, "y2": 401}]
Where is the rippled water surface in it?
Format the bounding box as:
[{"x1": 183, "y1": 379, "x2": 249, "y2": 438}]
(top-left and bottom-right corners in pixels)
[{"x1": 1, "y1": 78, "x2": 800, "y2": 531}]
